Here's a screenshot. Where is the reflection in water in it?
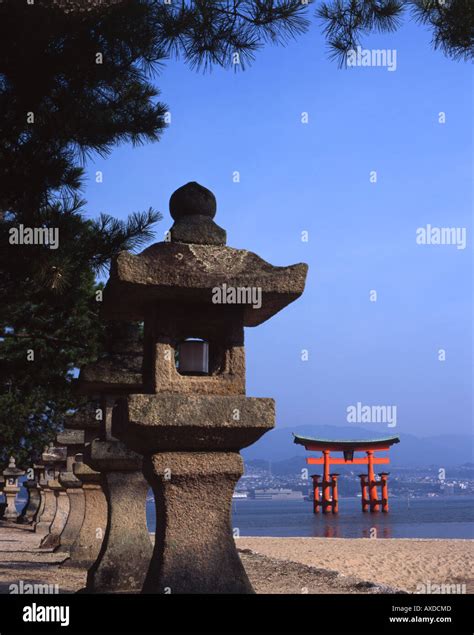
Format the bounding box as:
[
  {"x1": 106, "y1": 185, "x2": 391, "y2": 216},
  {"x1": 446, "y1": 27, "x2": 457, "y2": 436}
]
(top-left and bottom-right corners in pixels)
[
  {"x1": 323, "y1": 525, "x2": 340, "y2": 538},
  {"x1": 319, "y1": 518, "x2": 392, "y2": 539},
  {"x1": 147, "y1": 496, "x2": 474, "y2": 538},
  {"x1": 360, "y1": 525, "x2": 392, "y2": 538}
]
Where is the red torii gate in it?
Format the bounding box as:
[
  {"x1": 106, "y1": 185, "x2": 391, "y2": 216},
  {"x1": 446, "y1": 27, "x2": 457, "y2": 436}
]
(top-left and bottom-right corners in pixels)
[{"x1": 293, "y1": 435, "x2": 400, "y2": 513}]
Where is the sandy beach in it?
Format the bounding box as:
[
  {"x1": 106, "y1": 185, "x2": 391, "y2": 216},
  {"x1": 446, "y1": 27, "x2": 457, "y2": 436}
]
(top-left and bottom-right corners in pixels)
[
  {"x1": 237, "y1": 537, "x2": 474, "y2": 593},
  {"x1": 1, "y1": 525, "x2": 472, "y2": 594}
]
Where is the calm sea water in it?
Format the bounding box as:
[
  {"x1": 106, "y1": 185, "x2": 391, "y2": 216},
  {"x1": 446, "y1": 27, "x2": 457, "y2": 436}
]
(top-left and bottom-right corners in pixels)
[{"x1": 146, "y1": 496, "x2": 474, "y2": 539}]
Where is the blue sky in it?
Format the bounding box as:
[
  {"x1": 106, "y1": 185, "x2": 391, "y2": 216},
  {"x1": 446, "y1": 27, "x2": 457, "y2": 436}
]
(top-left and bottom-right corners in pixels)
[{"x1": 84, "y1": 17, "x2": 472, "y2": 439}]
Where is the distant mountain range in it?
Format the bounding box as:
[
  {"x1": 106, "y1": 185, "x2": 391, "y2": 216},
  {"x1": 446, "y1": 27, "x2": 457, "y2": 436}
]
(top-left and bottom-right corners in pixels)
[{"x1": 241, "y1": 424, "x2": 473, "y2": 468}]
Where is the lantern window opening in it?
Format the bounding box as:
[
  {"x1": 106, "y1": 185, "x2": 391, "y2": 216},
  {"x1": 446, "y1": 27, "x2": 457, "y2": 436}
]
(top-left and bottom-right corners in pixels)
[{"x1": 176, "y1": 337, "x2": 210, "y2": 376}]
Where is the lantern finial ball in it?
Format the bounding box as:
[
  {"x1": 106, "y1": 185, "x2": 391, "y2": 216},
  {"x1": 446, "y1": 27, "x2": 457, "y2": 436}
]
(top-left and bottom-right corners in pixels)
[{"x1": 169, "y1": 182, "x2": 216, "y2": 221}]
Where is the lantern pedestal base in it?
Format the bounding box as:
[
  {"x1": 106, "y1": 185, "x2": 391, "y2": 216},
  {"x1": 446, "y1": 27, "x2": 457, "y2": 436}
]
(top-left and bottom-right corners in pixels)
[
  {"x1": 40, "y1": 481, "x2": 70, "y2": 550},
  {"x1": 67, "y1": 463, "x2": 107, "y2": 568},
  {"x1": 3, "y1": 487, "x2": 20, "y2": 521},
  {"x1": 56, "y1": 476, "x2": 85, "y2": 553},
  {"x1": 35, "y1": 487, "x2": 57, "y2": 537},
  {"x1": 143, "y1": 451, "x2": 252, "y2": 594},
  {"x1": 83, "y1": 440, "x2": 152, "y2": 594}
]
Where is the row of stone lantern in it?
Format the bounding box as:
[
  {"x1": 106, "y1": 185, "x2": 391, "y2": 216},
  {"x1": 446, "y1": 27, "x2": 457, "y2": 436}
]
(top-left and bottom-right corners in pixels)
[
  {"x1": 0, "y1": 442, "x2": 107, "y2": 570},
  {"x1": 0, "y1": 182, "x2": 307, "y2": 593},
  {"x1": 0, "y1": 322, "x2": 150, "y2": 582}
]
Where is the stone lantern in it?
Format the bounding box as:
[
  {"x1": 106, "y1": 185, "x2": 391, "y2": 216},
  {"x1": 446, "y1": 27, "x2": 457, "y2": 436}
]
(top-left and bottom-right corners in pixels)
[
  {"x1": 54, "y1": 429, "x2": 89, "y2": 553},
  {"x1": 77, "y1": 323, "x2": 153, "y2": 592},
  {"x1": 69, "y1": 452, "x2": 106, "y2": 568},
  {"x1": 40, "y1": 427, "x2": 90, "y2": 551},
  {"x1": 35, "y1": 446, "x2": 67, "y2": 538},
  {"x1": 62, "y1": 404, "x2": 107, "y2": 568},
  {"x1": 104, "y1": 182, "x2": 308, "y2": 593},
  {"x1": 2, "y1": 457, "x2": 25, "y2": 522}
]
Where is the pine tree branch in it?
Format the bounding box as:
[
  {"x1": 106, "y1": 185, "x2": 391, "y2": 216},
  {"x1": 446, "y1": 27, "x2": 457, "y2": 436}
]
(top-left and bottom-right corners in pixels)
[{"x1": 0, "y1": 331, "x2": 90, "y2": 350}]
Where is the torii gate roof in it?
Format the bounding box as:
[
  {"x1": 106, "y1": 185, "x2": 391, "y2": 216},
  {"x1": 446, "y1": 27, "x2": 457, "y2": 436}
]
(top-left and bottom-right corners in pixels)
[{"x1": 293, "y1": 434, "x2": 400, "y2": 451}]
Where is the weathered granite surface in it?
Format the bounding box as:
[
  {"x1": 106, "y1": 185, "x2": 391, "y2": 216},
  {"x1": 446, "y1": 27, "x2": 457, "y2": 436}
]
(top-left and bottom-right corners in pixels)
[
  {"x1": 40, "y1": 480, "x2": 70, "y2": 550},
  {"x1": 84, "y1": 470, "x2": 152, "y2": 593},
  {"x1": 169, "y1": 182, "x2": 226, "y2": 246},
  {"x1": 80, "y1": 438, "x2": 152, "y2": 592},
  {"x1": 55, "y1": 432, "x2": 88, "y2": 554},
  {"x1": 32, "y1": 469, "x2": 46, "y2": 531},
  {"x1": 143, "y1": 303, "x2": 246, "y2": 395},
  {"x1": 63, "y1": 403, "x2": 102, "y2": 429},
  {"x1": 85, "y1": 438, "x2": 145, "y2": 472},
  {"x1": 35, "y1": 486, "x2": 58, "y2": 538},
  {"x1": 114, "y1": 394, "x2": 275, "y2": 453},
  {"x1": 143, "y1": 452, "x2": 251, "y2": 594},
  {"x1": 103, "y1": 241, "x2": 307, "y2": 325},
  {"x1": 56, "y1": 429, "x2": 85, "y2": 447},
  {"x1": 67, "y1": 456, "x2": 107, "y2": 568},
  {"x1": 42, "y1": 446, "x2": 67, "y2": 465},
  {"x1": 38, "y1": 443, "x2": 75, "y2": 548}
]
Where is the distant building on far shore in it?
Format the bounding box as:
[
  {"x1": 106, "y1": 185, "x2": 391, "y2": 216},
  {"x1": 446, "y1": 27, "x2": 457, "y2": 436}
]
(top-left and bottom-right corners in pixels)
[{"x1": 253, "y1": 488, "x2": 304, "y2": 501}]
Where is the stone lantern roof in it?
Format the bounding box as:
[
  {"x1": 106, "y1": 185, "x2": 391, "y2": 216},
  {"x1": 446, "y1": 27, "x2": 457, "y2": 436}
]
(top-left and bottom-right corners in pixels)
[
  {"x1": 41, "y1": 445, "x2": 67, "y2": 464},
  {"x1": 56, "y1": 428, "x2": 86, "y2": 447},
  {"x1": 103, "y1": 182, "x2": 308, "y2": 326},
  {"x1": 3, "y1": 456, "x2": 24, "y2": 477},
  {"x1": 63, "y1": 404, "x2": 101, "y2": 429}
]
